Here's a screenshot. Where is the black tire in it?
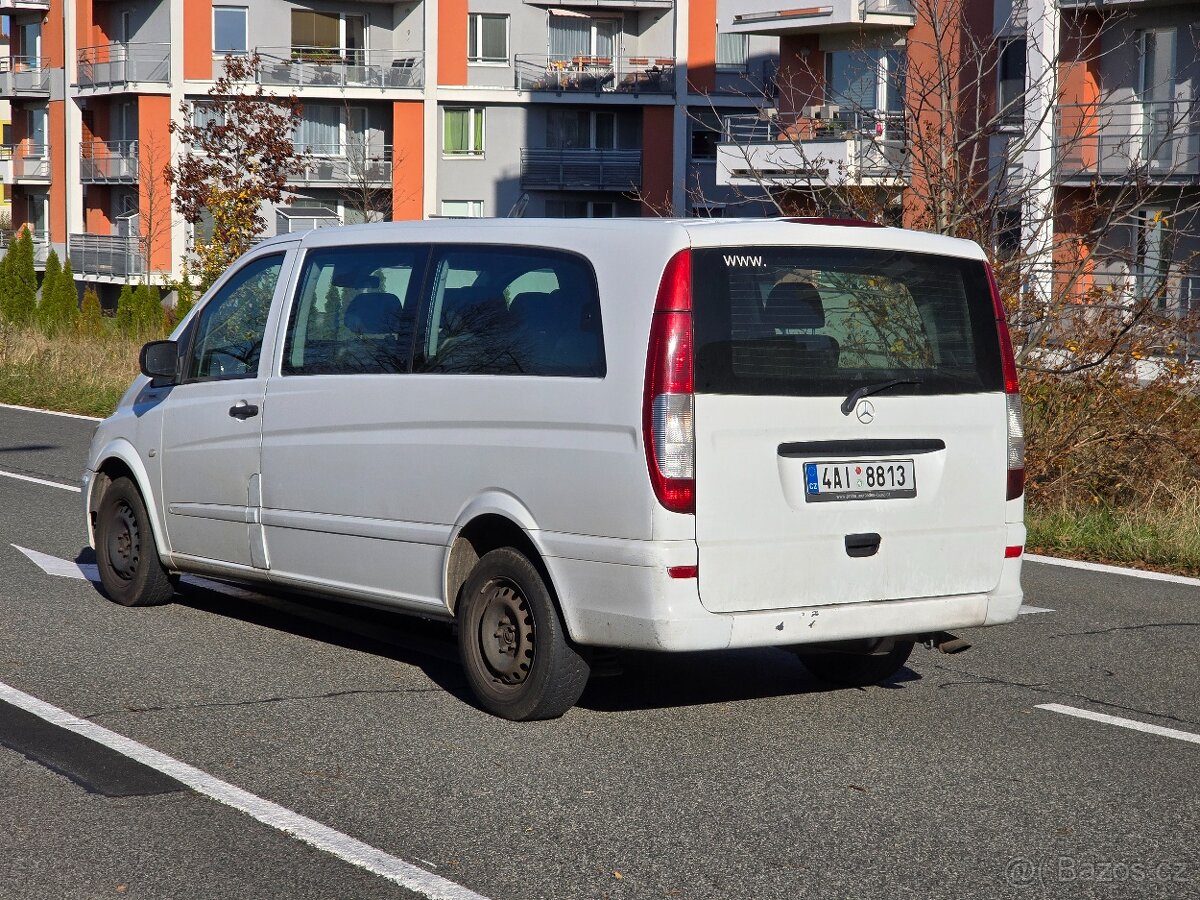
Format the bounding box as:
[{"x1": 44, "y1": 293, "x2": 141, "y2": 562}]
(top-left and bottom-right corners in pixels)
[
  {"x1": 95, "y1": 476, "x2": 176, "y2": 608},
  {"x1": 457, "y1": 547, "x2": 590, "y2": 720},
  {"x1": 796, "y1": 640, "x2": 915, "y2": 687}
]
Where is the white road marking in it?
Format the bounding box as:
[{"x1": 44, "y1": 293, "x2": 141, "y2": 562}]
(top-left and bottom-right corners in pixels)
[
  {"x1": 14, "y1": 545, "x2": 97, "y2": 580},
  {"x1": 1018, "y1": 605, "x2": 1055, "y2": 615},
  {"x1": 1026, "y1": 553, "x2": 1200, "y2": 589},
  {"x1": 0, "y1": 401, "x2": 101, "y2": 421},
  {"x1": 0, "y1": 680, "x2": 490, "y2": 900},
  {"x1": 0, "y1": 468, "x2": 82, "y2": 493},
  {"x1": 1037, "y1": 703, "x2": 1200, "y2": 746}
]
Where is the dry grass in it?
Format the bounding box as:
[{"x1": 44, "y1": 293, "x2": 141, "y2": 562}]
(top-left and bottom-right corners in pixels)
[{"x1": 0, "y1": 324, "x2": 142, "y2": 417}]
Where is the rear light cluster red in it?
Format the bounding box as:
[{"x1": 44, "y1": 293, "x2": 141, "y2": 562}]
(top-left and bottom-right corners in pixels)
[
  {"x1": 986, "y1": 263, "x2": 1025, "y2": 501},
  {"x1": 644, "y1": 249, "x2": 696, "y2": 514}
]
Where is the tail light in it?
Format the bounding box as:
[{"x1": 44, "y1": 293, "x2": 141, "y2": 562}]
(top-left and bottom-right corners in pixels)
[
  {"x1": 986, "y1": 263, "x2": 1024, "y2": 500},
  {"x1": 643, "y1": 249, "x2": 695, "y2": 514}
]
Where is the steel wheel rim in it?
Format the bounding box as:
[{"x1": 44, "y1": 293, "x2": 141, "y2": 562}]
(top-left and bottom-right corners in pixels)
[
  {"x1": 476, "y1": 579, "x2": 534, "y2": 686},
  {"x1": 106, "y1": 501, "x2": 140, "y2": 582}
]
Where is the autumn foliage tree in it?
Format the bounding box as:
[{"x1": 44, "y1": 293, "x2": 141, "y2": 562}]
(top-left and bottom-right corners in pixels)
[{"x1": 167, "y1": 54, "x2": 308, "y2": 290}]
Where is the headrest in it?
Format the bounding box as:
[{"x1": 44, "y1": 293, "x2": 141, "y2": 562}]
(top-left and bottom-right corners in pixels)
[
  {"x1": 345, "y1": 291, "x2": 403, "y2": 334},
  {"x1": 765, "y1": 281, "x2": 825, "y2": 330}
]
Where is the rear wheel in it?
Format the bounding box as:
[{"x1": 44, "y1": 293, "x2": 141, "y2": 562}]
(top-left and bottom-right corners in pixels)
[
  {"x1": 95, "y1": 476, "x2": 176, "y2": 607},
  {"x1": 795, "y1": 640, "x2": 915, "y2": 687},
  {"x1": 457, "y1": 547, "x2": 590, "y2": 720}
]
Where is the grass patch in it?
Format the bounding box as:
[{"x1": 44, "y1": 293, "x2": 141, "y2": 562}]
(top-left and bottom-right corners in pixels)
[
  {"x1": 1027, "y1": 491, "x2": 1200, "y2": 579},
  {"x1": 0, "y1": 325, "x2": 142, "y2": 418}
]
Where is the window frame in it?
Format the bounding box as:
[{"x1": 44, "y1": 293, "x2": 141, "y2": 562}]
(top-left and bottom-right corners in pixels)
[
  {"x1": 179, "y1": 251, "x2": 289, "y2": 385},
  {"x1": 468, "y1": 13, "x2": 509, "y2": 65},
  {"x1": 442, "y1": 107, "x2": 486, "y2": 157},
  {"x1": 213, "y1": 6, "x2": 249, "y2": 56},
  {"x1": 716, "y1": 32, "x2": 749, "y2": 73},
  {"x1": 997, "y1": 38, "x2": 1026, "y2": 129},
  {"x1": 413, "y1": 243, "x2": 607, "y2": 378},
  {"x1": 441, "y1": 200, "x2": 485, "y2": 217}
]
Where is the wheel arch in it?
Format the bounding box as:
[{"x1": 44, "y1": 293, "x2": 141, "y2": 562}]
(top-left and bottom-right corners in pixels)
[
  {"x1": 443, "y1": 493, "x2": 559, "y2": 619},
  {"x1": 88, "y1": 439, "x2": 170, "y2": 561}
]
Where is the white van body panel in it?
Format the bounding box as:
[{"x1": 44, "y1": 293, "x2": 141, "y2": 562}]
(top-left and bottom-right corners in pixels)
[{"x1": 84, "y1": 219, "x2": 1023, "y2": 655}]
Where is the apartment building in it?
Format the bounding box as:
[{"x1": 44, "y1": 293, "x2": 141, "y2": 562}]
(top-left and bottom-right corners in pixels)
[
  {"x1": 0, "y1": 0, "x2": 779, "y2": 297},
  {"x1": 715, "y1": 0, "x2": 1200, "y2": 325}
]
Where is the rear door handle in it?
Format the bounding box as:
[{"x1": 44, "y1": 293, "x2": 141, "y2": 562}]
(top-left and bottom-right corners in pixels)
[{"x1": 229, "y1": 401, "x2": 259, "y2": 420}]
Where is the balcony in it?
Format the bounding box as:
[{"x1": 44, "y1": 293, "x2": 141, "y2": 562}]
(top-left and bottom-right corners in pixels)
[
  {"x1": 515, "y1": 55, "x2": 675, "y2": 96},
  {"x1": 288, "y1": 145, "x2": 392, "y2": 187},
  {"x1": 1055, "y1": 101, "x2": 1200, "y2": 184},
  {"x1": 0, "y1": 57, "x2": 51, "y2": 96},
  {"x1": 717, "y1": 112, "x2": 908, "y2": 187},
  {"x1": 0, "y1": 144, "x2": 51, "y2": 181},
  {"x1": 80, "y1": 141, "x2": 140, "y2": 184},
  {"x1": 76, "y1": 43, "x2": 171, "y2": 90},
  {"x1": 521, "y1": 148, "x2": 642, "y2": 191},
  {"x1": 69, "y1": 234, "x2": 147, "y2": 278},
  {"x1": 720, "y1": 0, "x2": 916, "y2": 36},
  {"x1": 0, "y1": 229, "x2": 51, "y2": 266},
  {"x1": 253, "y1": 49, "x2": 424, "y2": 90},
  {"x1": 0, "y1": 1, "x2": 51, "y2": 9}
]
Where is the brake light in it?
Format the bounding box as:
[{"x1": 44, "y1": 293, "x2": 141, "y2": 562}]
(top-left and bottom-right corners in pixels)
[
  {"x1": 644, "y1": 249, "x2": 695, "y2": 514},
  {"x1": 986, "y1": 262, "x2": 1024, "y2": 500}
]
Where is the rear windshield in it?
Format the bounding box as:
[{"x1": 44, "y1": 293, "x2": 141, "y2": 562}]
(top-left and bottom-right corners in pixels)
[{"x1": 692, "y1": 247, "x2": 1003, "y2": 397}]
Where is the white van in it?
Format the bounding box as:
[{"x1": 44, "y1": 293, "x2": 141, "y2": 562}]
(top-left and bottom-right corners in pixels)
[{"x1": 83, "y1": 218, "x2": 1025, "y2": 720}]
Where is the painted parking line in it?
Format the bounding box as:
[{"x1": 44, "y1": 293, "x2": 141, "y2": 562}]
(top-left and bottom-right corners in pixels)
[
  {"x1": 0, "y1": 680, "x2": 490, "y2": 900},
  {"x1": 1018, "y1": 605, "x2": 1055, "y2": 615},
  {"x1": 1026, "y1": 554, "x2": 1200, "y2": 589},
  {"x1": 0, "y1": 401, "x2": 101, "y2": 421},
  {"x1": 1037, "y1": 703, "x2": 1200, "y2": 747},
  {"x1": 0, "y1": 468, "x2": 81, "y2": 493}
]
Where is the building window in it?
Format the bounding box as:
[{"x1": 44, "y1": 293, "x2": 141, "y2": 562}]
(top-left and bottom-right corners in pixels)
[
  {"x1": 716, "y1": 33, "x2": 748, "y2": 72},
  {"x1": 546, "y1": 199, "x2": 615, "y2": 218},
  {"x1": 825, "y1": 49, "x2": 905, "y2": 114},
  {"x1": 548, "y1": 14, "x2": 619, "y2": 60},
  {"x1": 691, "y1": 117, "x2": 720, "y2": 160},
  {"x1": 468, "y1": 13, "x2": 508, "y2": 64},
  {"x1": 441, "y1": 200, "x2": 484, "y2": 217},
  {"x1": 295, "y1": 104, "x2": 344, "y2": 155},
  {"x1": 292, "y1": 10, "x2": 339, "y2": 51},
  {"x1": 994, "y1": 206, "x2": 1021, "y2": 260},
  {"x1": 997, "y1": 39, "x2": 1026, "y2": 127},
  {"x1": 547, "y1": 109, "x2": 633, "y2": 150},
  {"x1": 214, "y1": 7, "x2": 248, "y2": 55},
  {"x1": 443, "y1": 108, "x2": 485, "y2": 156}
]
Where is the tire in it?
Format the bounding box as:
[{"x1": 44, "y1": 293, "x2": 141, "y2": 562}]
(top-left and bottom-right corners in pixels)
[
  {"x1": 95, "y1": 476, "x2": 176, "y2": 608},
  {"x1": 795, "y1": 640, "x2": 915, "y2": 687},
  {"x1": 457, "y1": 547, "x2": 590, "y2": 720}
]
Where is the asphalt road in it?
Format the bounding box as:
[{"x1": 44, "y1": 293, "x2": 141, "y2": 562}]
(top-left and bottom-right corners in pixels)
[{"x1": 0, "y1": 403, "x2": 1196, "y2": 900}]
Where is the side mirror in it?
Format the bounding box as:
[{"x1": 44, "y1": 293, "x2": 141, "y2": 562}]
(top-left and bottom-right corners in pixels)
[{"x1": 139, "y1": 340, "x2": 179, "y2": 387}]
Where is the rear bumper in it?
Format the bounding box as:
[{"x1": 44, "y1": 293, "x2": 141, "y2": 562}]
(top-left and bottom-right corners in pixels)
[{"x1": 550, "y1": 544, "x2": 1024, "y2": 652}]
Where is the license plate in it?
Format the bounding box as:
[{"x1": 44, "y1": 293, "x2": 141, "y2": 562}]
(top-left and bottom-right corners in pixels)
[{"x1": 804, "y1": 459, "x2": 916, "y2": 502}]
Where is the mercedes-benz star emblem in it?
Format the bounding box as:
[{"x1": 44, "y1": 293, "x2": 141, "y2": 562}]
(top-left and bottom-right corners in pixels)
[{"x1": 855, "y1": 399, "x2": 875, "y2": 424}]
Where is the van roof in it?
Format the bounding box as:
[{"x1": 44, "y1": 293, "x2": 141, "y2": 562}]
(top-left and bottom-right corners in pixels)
[{"x1": 267, "y1": 218, "x2": 987, "y2": 263}]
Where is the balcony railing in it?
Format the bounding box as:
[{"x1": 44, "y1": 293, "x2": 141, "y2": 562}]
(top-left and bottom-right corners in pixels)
[
  {"x1": 1055, "y1": 100, "x2": 1200, "y2": 181},
  {"x1": 0, "y1": 230, "x2": 51, "y2": 265},
  {"x1": 76, "y1": 43, "x2": 171, "y2": 88},
  {"x1": 288, "y1": 144, "x2": 392, "y2": 185},
  {"x1": 0, "y1": 143, "x2": 51, "y2": 179},
  {"x1": 80, "y1": 140, "x2": 140, "y2": 183},
  {"x1": 0, "y1": 56, "x2": 51, "y2": 95},
  {"x1": 253, "y1": 48, "x2": 424, "y2": 89},
  {"x1": 69, "y1": 233, "x2": 147, "y2": 278},
  {"x1": 520, "y1": 148, "x2": 642, "y2": 191},
  {"x1": 515, "y1": 55, "x2": 675, "y2": 95},
  {"x1": 862, "y1": 0, "x2": 915, "y2": 13},
  {"x1": 0, "y1": 1, "x2": 51, "y2": 9},
  {"x1": 719, "y1": 111, "x2": 908, "y2": 185}
]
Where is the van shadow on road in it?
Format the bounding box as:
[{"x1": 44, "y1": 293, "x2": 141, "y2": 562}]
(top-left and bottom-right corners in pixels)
[{"x1": 73, "y1": 546, "x2": 921, "y2": 715}]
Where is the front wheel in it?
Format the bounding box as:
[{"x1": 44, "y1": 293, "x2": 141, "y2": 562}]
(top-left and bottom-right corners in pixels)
[
  {"x1": 457, "y1": 548, "x2": 590, "y2": 720},
  {"x1": 95, "y1": 476, "x2": 176, "y2": 607},
  {"x1": 795, "y1": 640, "x2": 915, "y2": 687}
]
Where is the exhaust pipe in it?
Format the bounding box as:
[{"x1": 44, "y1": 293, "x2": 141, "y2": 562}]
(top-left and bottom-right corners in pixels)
[{"x1": 925, "y1": 631, "x2": 972, "y2": 654}]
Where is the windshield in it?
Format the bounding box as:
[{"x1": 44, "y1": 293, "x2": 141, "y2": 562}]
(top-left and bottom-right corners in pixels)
[{"x1": 692, "y1": 247, "x2": 1003, "y2": 398}]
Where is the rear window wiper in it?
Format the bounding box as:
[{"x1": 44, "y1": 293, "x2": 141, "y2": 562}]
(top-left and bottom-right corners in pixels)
[{"x1": 840, "y1": 378, "x2": 922, "y2": 415}]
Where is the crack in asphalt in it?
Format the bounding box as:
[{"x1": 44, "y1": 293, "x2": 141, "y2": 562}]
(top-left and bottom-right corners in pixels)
[
  {"x1": 83, "y1": 686, "x2": 447, "y2": 720},
  {"x1": 932, "y1": 664, "x2": 1200, "y2": 729},
  {"x1": 1049, "y1": 622, "x2": 1200, "y2": 639}
]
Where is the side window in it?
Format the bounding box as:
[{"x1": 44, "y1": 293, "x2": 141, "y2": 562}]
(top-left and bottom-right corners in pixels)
[
  {"x1": 184, "y1": 253, "x2": 284, "y2": 381},
  {"x1": 282, "y1": 245, "x2": 425, "y2": 376},
  {"x1": 416, "y1": 246, "x2": 605, "y2": 377}
]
